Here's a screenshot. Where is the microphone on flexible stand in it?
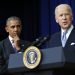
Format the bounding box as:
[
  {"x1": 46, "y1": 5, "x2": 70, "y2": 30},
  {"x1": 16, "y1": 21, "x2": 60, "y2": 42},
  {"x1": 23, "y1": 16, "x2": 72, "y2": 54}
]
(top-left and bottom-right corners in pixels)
[
  {"x1": 30, "y1": 37, "x2": 43, "y2": 46},
  {"x1": 23, "y1": 37, "x2": 43, "y2": 50},
  {"x1": 36, "y1": 36, "x2": 50, "y2": 47}
]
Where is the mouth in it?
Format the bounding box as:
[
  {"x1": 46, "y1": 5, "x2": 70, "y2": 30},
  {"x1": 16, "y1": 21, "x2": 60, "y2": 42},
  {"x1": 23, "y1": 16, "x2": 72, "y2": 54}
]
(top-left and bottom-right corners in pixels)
[
  {"x1": 13, "y1": 33, "x2": 18, "y2": 36},
  {"x1": 62, "y1": 22, "x2": 68, "y2": 25}
]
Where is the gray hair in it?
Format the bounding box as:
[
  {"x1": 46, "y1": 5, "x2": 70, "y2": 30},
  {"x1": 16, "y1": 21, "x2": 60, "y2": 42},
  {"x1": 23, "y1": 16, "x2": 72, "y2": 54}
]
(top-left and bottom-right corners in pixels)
[
  {"x1": 6, "y1": 16, "x2": 22, "y2": 26},
  {"x1": 55, "y1": 4, "x2": 73, "y2": 16}
]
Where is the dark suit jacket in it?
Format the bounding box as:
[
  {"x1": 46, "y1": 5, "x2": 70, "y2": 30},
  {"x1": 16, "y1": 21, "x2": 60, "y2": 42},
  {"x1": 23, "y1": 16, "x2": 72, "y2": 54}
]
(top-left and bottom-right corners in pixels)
[
  {"x1": 48, "y1": 27, "x2": 75, "y2": 48},
  {"x1": 0, "y1": 37, "x2": 31, "y2": 75},
  {"x1": 47, "y1": 28, "x2": 75, "y2": 75}
]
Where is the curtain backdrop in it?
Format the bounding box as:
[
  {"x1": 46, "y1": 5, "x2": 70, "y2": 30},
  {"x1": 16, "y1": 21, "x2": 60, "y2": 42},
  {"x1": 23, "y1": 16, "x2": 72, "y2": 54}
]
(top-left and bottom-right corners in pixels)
[{"x1": 0, "y1": 0, "x2": 75, "y2": 46}]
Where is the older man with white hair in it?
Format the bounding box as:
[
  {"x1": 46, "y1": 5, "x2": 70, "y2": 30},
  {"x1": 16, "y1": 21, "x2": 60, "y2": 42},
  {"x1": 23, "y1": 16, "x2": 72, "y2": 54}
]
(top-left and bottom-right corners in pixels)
[{"x1": 48, "y1": 4, "x2": 75, "y2": 75}]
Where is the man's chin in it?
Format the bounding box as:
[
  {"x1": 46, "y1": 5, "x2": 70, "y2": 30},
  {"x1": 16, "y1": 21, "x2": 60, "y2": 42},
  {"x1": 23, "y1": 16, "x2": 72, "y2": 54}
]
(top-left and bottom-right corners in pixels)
[{"x1": 62, "y1": 26, "x2": 70, "y2": 30}]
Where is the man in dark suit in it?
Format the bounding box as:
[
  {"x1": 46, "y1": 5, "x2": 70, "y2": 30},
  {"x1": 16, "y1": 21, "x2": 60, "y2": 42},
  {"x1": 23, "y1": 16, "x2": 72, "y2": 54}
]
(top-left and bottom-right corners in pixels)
[
  {"x1": 48, "y1": 4, "x2": 75, "y2": 75},
  {"x1": 48, "y1": 4, "x2": 75, "y2": 48},
  {"x1": 0, "y1": 16, "x2": 31, "y2": 75}
]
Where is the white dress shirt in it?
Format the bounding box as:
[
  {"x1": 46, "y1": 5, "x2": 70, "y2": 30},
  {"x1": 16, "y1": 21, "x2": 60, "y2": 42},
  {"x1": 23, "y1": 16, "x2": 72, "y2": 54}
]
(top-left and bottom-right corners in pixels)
[{"x1": 61, "y1": 25, "x2": 74, "y2": 47}]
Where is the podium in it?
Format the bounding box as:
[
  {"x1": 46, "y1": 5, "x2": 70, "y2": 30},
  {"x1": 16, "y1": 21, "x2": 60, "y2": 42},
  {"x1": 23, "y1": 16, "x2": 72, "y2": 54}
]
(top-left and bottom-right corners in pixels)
[{"x1": 8, "y1": 46, "x2": 75, "y2": 75}]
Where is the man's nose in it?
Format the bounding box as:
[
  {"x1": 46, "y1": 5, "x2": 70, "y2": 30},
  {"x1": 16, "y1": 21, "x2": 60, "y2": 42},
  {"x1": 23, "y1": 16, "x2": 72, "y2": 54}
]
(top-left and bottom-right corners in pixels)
[
  {"x1": 14, "y1": 27, "x2": 18, "y2": 31},
  {"x1": 62, "y1": 15, "x2": 66, "y2": 20}
]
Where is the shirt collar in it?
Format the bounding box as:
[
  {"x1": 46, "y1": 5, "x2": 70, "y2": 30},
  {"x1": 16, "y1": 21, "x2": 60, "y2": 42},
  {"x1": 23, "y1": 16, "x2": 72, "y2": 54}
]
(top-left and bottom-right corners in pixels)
[
  {"x1": 8, "y1": 35, "x2": 14, "y2": 44},
  {"x1": 61, "y1": 25, "x2": 74, "y2": 39}
]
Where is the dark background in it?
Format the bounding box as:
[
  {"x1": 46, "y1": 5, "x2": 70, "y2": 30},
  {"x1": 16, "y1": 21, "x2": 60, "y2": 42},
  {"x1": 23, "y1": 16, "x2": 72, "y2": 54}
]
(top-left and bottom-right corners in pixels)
[{"x1": 0, "y1": 0, "x2": 39, "y2": 41}]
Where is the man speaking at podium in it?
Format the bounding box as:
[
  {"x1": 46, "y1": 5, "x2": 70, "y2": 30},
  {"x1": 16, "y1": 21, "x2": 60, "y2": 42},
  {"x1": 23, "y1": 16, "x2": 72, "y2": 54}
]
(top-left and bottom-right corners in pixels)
[
  {"x1": 0, "y1": 16, "x2": 30, "y2": 75},
  {"x1": 48, "y1": 4, "x2": 75, "y2": 48},
  {"x1": 48, "y1": 4, "x2": 75, "y2": 75}
]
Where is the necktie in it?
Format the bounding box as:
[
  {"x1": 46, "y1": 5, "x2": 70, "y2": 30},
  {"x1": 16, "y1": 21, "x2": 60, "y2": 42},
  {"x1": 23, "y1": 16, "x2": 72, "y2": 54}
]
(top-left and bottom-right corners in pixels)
[
  {"x1": 61, "y1": 32, "x2": 67, "y2": 47},
  {"x1": 12, "y1": 40, "x2": 17, "y2": 53}
]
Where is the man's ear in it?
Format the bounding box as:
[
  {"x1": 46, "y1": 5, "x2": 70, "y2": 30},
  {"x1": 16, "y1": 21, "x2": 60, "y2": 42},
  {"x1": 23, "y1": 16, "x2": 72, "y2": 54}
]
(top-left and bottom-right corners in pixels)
[
  {"x1": 5, "y1": 26, "x2": 9, "y2": 32},
  {"x1": 72, "y1": 15, "x2": 73, "y2": 21},
  {"x1": 55, "y1": 16, "x2": 58, "y2": 23},
  {"x1": 56, "y1": 19, "x2": 58, "y2": 23}
]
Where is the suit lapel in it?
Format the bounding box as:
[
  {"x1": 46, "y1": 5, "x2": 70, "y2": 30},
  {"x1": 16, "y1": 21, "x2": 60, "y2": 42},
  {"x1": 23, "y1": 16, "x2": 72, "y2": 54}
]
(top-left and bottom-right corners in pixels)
[
  {"x1": 4, "y1": 38, "x2": 30, "y2": 53},
  {"x1": 65, "y1": 28, "x2": 75, "y2": 46},
  {"x1": 4, "y1": 38, "x2": 15, "y2": 54}
]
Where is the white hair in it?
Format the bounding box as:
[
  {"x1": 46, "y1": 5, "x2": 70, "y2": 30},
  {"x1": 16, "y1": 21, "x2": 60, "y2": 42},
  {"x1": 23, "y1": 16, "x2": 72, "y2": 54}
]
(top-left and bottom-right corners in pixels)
[{"x1": 55, "y1": 4, "x2": 73, "y2": 16}]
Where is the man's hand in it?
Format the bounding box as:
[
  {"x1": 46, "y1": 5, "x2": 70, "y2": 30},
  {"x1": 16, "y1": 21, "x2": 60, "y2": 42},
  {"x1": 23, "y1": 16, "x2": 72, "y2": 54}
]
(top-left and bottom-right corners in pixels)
[{"x1": 13, "y1": 35, "x2": 21, "y2": 51}]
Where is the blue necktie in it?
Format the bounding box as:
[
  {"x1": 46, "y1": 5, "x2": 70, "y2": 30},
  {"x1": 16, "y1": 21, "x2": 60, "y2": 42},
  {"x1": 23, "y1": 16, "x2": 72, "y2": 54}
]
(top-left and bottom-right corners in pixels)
[{"x1": 61, "y1": 32, "x2": 67, "y2": 47}]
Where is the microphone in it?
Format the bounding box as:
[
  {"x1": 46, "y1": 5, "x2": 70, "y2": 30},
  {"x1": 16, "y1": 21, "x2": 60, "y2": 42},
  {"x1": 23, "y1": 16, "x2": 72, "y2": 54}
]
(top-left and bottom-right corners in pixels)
[
  {"x1": 23, "y1": 37, "x2": 43, "y2": 50},
  {"x1": 36, "y1": 36, "x2": 50, "y2": 47},
  {"x1": 30, "y1": 37, "x2": 43, "y2": 46}
]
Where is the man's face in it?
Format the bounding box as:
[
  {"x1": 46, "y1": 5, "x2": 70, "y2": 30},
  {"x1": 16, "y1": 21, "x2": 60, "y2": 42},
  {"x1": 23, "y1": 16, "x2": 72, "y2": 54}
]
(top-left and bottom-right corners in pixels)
[
  {"x1": 55, "y1": 6, "x2": 73, "y2": 30},
  {"x1": 5, "y1": 20, "x2": 22, "y2": 38}
]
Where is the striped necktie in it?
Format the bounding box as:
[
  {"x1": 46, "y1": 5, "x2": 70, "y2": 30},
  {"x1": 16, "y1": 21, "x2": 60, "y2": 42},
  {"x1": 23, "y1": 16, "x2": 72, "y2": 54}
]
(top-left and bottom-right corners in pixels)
[{"x1": 12, "y1": 40, "x2": 17, "y2": 53}]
